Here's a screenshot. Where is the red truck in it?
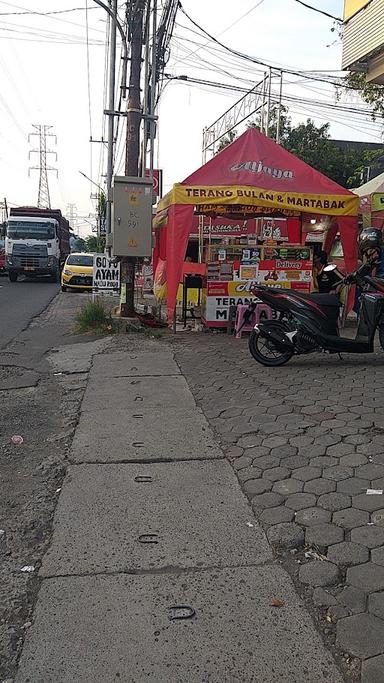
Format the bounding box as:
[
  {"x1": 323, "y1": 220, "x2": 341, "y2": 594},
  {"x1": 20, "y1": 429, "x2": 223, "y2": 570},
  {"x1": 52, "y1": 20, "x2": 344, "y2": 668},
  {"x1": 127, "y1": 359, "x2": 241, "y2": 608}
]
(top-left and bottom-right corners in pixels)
[{"x1": 5, "y1": 207, "x2": 70, "y2": 282}]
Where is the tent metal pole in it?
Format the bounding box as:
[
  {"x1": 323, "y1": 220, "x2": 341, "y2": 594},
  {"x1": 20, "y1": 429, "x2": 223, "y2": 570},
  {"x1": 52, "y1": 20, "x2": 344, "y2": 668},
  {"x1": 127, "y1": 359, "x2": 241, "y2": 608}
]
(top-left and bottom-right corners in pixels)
[
  {"x1": 276, "y1": 71, "x2": 283, "y2": 144},
  {"x1": 266, "y1": 67, "x2": 272, "y2": 137}
]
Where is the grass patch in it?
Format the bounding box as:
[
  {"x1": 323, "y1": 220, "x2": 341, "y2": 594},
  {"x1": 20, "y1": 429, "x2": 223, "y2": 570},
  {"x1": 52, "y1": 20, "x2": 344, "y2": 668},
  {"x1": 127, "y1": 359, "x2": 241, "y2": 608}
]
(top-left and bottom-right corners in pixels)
[{"x1": 74, "y1": 298, "x2": 113, "y2": 334}]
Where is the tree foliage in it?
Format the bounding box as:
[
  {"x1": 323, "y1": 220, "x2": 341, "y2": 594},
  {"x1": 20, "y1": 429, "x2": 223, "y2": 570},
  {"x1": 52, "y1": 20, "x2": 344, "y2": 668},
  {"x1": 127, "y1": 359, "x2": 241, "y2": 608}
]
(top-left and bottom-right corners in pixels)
[
  {"x1": 216, "y1": 129, "x2": 237, "y2": 153},
  {"x1": 70, "y1": 234, "x2": 87, "y2": 252},
  {"x1": 339, "y1": 73, "x2": 384, "y2": 120},
  {"x1": 84, "y1": 234, "x2": 105, "y2": 253}
]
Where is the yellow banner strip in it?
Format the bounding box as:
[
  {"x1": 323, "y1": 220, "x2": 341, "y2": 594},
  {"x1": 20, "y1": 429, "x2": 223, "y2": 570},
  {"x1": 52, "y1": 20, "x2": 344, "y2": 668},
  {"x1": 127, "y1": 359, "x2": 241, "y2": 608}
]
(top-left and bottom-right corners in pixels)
[{"x1": 157, "y1": 184, "x2": 358, "y2": 217}]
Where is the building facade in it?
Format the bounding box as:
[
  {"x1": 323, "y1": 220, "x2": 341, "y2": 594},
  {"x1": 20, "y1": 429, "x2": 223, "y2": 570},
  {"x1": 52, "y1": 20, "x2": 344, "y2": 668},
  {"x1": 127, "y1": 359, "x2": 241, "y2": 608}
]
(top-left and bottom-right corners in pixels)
[{"x1": 342, "y1": 0, "x2": 384, "y2": 84}]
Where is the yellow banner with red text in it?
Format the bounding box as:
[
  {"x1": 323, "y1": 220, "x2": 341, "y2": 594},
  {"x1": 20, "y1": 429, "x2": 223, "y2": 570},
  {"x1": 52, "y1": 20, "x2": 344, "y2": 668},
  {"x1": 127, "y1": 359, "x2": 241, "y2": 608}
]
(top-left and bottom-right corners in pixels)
[{"x1": 158, "y1": 184, "x2": 358, "y2": 216}]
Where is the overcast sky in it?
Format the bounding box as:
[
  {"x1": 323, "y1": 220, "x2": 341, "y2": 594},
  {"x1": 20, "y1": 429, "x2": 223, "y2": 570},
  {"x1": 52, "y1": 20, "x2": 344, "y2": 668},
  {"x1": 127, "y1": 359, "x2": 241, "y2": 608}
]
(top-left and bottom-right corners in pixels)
[{"x1": 0, "y1": 0, "x2": 381, "y2": 236}]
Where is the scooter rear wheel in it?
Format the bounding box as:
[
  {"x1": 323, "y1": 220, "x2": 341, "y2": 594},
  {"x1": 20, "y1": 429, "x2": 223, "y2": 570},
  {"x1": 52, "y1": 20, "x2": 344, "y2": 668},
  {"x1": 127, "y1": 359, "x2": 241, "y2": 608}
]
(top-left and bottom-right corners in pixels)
[
  {"x1": 379, "y1": 324, "x2": 384, "y2": 352},
  {"x1": 248, "y1": 321, "x2": 293, "y2": 367}
]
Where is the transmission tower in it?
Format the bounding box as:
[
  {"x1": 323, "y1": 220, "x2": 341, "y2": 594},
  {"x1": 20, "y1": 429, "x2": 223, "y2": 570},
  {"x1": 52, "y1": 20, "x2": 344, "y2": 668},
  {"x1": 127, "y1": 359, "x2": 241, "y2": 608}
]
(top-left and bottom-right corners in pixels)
[
  {"x1": 66, "y1": 203, "x2": 78, "y2": 230},
  {"x1": 28, "y1": 125, "x2": 58, "y2": 209}
]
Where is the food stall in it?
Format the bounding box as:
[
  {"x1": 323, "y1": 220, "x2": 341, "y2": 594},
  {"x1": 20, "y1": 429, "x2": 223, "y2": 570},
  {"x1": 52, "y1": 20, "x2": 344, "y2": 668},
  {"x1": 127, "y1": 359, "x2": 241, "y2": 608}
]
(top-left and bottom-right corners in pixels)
[
  {"x1": 353, "y1": 171, "x2": 384, "y2": 229},
  {"x1": 153, "y1": 128, "x2": 359, "y2": 326},
  {"x1": 204, "y1": 243, "x2": 313, "y2": 328}
]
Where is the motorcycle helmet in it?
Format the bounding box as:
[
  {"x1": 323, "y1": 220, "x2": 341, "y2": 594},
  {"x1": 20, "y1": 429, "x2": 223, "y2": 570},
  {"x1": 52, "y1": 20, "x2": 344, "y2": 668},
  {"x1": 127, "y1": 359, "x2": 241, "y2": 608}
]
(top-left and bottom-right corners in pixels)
[{"x1": 359, "y1": 227, "x2": 382, "y2": 257}]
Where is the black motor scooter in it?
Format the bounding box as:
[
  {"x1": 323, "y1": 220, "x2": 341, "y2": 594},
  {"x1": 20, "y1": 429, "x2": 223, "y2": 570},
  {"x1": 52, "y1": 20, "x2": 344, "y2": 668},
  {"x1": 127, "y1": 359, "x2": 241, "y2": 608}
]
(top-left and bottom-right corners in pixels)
[{"x1": 245, "y1": 260, "x2": 384, "y2": 366}]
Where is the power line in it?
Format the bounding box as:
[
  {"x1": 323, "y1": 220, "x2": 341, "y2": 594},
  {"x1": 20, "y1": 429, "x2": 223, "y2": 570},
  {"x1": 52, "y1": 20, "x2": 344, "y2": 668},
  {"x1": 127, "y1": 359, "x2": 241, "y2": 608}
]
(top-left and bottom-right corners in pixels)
[
  {"x1": 97, "y1": 12, "x2": 110, "y2": 189},
  {"x1": 0, "y1": 5, "x2": 99, "y2": 17},
  {"x1": 177, "y1": 4, "x2": 371, "y2": 93},
  {"x1": 85, "y1": 0, "x2": 93, "y2": 139},
  {"x1": 172, "y1": 0, "x2": 267, "y2": 67},
  {"x1": 85, "y1": 0, "x2": 93, "y2": 195},
  {"x1": 0, "y1": 20, "x2": 105, "y2": 44},
  {"x1": 172, "y1": 20, "x2": 344, "y2": 83},
  {"x1": 165, "y1": 73, "x2": 383, "y2": 122},
  {"x1": 291, "y1": 0, "x2": 342, "y2": 22}
]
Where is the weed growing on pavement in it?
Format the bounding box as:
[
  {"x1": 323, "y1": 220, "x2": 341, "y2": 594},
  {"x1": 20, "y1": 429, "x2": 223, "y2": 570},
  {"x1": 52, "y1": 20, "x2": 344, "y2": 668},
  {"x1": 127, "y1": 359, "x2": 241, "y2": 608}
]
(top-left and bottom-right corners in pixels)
[{"x1": 75, "y1": 298, "x2": 114, "y2": 334}]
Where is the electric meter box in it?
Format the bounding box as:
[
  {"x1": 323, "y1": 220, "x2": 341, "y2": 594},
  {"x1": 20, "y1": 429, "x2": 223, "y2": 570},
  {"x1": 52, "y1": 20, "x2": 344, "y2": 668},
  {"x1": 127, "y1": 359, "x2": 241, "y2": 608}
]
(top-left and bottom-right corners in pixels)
[{"x1": 111, "y1": 175, "x2": 153, "y2": 257}]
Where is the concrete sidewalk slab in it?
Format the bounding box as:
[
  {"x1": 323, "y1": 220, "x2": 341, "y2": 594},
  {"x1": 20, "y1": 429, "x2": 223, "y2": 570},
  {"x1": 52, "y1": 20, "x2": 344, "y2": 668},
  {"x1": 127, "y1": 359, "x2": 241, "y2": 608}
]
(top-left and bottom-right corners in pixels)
[
  {"x1": 91, "y1": 350, "x2": 180, "y2": 377},
  {"x1": 41, "y1": 461, "x2": 271, "y2": 576},
  {"x1": 16, "y1": 566, "x2": 343, "y2": 683},
  {"x1": 81, "y1": 375, "x2": 196, "y2": 411},
  {"x1": 47, "y1": 339, "x2": 111, "y2": 373},
  {"x1": 70, "y1": 406, "x2": 223, "y2": 462}
]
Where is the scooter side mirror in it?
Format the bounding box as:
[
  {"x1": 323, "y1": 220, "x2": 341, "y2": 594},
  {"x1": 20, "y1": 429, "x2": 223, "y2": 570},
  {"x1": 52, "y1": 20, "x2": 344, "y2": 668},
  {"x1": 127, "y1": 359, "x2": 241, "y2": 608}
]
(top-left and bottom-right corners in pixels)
[{"x1": 323, "y1": 264, "x2": 337, "y2": 272}]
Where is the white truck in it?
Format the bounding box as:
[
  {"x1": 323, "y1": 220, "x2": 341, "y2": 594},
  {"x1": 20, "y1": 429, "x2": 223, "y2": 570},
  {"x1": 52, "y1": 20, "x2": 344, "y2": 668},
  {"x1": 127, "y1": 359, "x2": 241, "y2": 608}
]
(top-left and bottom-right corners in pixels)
[{"x1": 5, "y1": 207, "x2": 70, "y2": 282}]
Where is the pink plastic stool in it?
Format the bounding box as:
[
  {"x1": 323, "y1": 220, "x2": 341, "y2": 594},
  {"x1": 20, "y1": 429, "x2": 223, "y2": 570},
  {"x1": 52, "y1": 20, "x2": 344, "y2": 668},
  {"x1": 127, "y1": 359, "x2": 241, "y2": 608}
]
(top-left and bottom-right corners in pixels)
[{"x1": 234, "y1": 303, "x2": 273, "y2": 338}]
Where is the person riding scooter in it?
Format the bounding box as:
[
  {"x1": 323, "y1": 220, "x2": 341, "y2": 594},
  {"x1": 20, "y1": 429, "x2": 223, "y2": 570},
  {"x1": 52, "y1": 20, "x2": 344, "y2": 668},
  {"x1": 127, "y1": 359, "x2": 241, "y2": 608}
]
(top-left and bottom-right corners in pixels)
[
  {"x1": 360, "y1": 228, "x2": 383, "y2": 275},
  {"x1": 354, "y1": 228, "x2": 383, "y2": 313}
]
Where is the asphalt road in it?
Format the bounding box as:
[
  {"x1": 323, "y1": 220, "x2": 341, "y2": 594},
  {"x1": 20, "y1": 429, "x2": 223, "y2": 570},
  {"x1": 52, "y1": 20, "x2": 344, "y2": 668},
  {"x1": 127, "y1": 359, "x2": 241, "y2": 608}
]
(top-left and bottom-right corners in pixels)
[{"x1": 0, "y1": 275, "x2": 59, "y2": 348}]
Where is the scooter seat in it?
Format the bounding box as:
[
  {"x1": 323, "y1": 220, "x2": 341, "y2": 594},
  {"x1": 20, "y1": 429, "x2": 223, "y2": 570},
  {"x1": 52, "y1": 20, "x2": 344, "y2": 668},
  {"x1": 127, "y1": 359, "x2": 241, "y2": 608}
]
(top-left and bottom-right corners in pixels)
[{"x1": 296, "y1": 292, "x2": 341, "y2": 308}]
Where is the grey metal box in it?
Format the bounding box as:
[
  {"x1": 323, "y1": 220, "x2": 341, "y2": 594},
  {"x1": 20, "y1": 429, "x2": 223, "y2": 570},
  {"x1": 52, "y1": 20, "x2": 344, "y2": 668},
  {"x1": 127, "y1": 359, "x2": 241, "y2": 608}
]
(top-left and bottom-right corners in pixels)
[{"x1": 111, "y1": 176, "x2": 153, "y2": 257}]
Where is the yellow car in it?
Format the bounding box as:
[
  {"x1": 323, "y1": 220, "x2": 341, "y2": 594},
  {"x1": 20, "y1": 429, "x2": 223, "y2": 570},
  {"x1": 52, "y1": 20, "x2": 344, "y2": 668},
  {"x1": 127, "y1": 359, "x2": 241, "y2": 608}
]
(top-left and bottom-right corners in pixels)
[{"x1": 61, "y1": 253, "x2": 94, "y2": 291}]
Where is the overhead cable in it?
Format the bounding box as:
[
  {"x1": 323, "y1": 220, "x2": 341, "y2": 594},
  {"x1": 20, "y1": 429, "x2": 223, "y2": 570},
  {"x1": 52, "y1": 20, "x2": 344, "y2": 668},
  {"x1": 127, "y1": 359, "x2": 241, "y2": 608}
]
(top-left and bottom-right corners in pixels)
[
  {"x1": 177, "y1": 4, "x2": 370, "y2": 92},
  {"x1": 0, "y1": 5, "x2": 98, "y2": 17},
  {"x1": 291, "y1": 0, "x2": 342, "y2": 22}
]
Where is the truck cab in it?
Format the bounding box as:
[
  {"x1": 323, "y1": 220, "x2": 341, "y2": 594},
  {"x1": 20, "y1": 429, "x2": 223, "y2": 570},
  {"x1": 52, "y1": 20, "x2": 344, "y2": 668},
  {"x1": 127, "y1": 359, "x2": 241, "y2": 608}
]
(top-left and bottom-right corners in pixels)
[{"x1": 6, "y1": 214, "x2": 62, "y2": 282}]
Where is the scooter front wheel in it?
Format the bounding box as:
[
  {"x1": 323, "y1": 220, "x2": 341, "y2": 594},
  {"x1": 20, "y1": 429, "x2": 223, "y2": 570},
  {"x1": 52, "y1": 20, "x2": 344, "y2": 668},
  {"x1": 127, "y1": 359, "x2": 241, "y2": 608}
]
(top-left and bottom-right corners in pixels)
[{"x1": 248, "y1": 322, "x2": 293, "y2": 367}]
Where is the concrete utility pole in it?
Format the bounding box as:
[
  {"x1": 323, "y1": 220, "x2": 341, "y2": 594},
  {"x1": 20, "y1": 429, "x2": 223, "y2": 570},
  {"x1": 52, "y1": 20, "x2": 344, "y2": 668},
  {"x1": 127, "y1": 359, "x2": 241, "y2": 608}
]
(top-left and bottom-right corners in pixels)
[
  {"x1": 106, "y1": 0, "x2": 117, "y2": 239},
  {"x1": 149, "y1": 0, "x2": 157, "y2": 176},
  {"x1": 120, "y1": 0, "x2": 146, "y2": 317}
]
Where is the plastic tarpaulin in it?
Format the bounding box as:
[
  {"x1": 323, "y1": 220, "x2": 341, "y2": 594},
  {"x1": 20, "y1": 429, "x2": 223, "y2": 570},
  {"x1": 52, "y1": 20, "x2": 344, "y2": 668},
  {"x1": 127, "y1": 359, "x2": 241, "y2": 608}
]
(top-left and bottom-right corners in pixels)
[
  {"x1": 159, "y1": 129, "x2": 358, "y2": 217},
  {"x1": 165, "y1": 204, "x2": 194, "y2": 322},
  {"x1": 323, "y1": 216, "x2": 358, "y2": 311}
]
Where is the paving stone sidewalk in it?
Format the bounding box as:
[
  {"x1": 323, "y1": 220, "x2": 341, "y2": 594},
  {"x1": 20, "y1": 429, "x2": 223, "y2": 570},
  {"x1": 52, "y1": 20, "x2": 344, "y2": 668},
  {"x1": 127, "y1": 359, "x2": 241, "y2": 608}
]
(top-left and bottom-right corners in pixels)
[
  {"x1": 15, "y1": 336, "x2": 343, "y2": 683},
  {"x1": 175, "y1": 332, "x2": 384, "y2": 682}
]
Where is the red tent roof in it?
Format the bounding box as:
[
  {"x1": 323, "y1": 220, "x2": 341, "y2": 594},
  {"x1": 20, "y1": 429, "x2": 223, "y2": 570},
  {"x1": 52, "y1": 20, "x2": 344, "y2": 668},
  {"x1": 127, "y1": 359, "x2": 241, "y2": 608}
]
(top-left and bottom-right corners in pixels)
[{"x1": 182, "y1": 128, "x2": 355, "y2": 197}]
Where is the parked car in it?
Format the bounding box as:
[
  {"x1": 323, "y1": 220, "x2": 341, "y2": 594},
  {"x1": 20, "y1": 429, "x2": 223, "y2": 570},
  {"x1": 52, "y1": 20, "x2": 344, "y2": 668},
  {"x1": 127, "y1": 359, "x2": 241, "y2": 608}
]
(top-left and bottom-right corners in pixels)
[{"x1": 61, "y1": 253, "x2": 93, "y2": 292}]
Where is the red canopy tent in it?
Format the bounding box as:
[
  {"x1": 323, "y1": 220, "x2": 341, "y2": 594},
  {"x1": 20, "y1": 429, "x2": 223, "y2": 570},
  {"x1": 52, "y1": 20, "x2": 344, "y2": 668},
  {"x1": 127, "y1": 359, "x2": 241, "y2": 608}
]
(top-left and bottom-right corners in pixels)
[{"x1": 155, "y1": 128, "x2": 359, "y2": 323}]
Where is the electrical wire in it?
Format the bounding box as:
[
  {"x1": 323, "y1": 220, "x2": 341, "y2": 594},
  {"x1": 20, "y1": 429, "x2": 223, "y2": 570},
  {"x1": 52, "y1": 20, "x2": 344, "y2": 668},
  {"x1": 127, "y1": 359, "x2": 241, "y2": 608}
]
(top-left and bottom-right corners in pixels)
[
  {"x1": 0, "y1": 33, "x2": 104, "y2": 45},
  {"x1": 169, "y1": 38, "x2": 377, "y2": 125},
  {"x1": 0, "y1": 20, "x2": 105, "y2": 44},
  {"x1": 177, "y1": 4, "x2": 363, "y2": 92},
  {"x1": 0, "y1": 5, "x2": 99, "y2": 17},
  {"x1": 0, "y1": 0, "x2": 103, "y2": 33},
  {"x1": 171, "y1": 37, "x2": 260, "y2": 85},
  {"x1": 164, "y1": 74, "x2": 383, "y2": 126},
  {"x1": 171, "y1": 0, "x2": 267, "y2": 67},
  {"x1": 85, "y1": 0, "x2": 93, "y2": 196},
  {"x1": 179, "y1": 78, "x2": 383, "y2": 140},
  {"x1": 97, "y1": 11, "x2": 110, "y2": 189},
  {"x1": 172, "y1": 19, "x2": 343, "y2": 90},
  {"x1": 112, "y1": 4, "x2": 130, "y2": 176},
  {"x1": 0, "y1": 1, "x2": 104, "y2": 33},
  {"x1": 291, "y1": 0, "x2": 342, "y2": 22}
]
